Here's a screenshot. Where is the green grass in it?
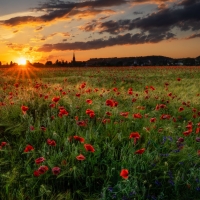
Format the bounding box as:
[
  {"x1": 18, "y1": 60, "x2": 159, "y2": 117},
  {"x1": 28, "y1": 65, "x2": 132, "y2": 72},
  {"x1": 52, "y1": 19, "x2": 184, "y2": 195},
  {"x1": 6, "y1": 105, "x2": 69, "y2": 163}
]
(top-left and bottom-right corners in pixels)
[{"x1": 0, "y1": 66, "x2": 200, "y2": 199}]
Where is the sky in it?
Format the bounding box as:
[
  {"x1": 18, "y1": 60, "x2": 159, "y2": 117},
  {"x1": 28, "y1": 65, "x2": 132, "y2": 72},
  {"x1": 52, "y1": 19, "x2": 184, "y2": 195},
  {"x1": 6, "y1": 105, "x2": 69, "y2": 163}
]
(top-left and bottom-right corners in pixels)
[{"x1": 0, "y1": 0, "x2": 200, "y2": 64}]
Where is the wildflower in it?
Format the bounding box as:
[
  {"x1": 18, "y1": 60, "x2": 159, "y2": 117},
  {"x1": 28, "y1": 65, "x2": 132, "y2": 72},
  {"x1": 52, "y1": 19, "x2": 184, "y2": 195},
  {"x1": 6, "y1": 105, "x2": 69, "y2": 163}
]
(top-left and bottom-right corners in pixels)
[
  {"x1": 52, "y1": 167, "x2": 61, "y2": 175},
  {"x1": 49, "y1": 103, "x2": 56, "y2": 108},
  {"x1": 160, "y1": 114, "x2": 171, "y2": 120},
  {"x1": 133, "y1": 113, "x2": 142, "y2": 119},
  {"x1": 77, "y1": 120, "x2": 87, "y2": 127},
  {"x1": 135, "y1": 148, "x2": 145, "y2": 154},
  {"x1": 38, "y1": 165, "x2": 48, "y2": 174},
  {"x1": 177, "y1": 137, "x2": 184, "y2": 143},
  {"x1": 35, "y1": 157, "x2": 45, "y2": 165},
  {"x1": 40, "y1": 126, "x2": 46, "y2": 131},
  {"x1": 21, "y1": 105, "x2": 29, "y2": 114},
  {"x1": 76, "y1": 93, "x2": 81, "y2": 97},
  {"x1": 120, "y1": 169, "x2": 129, "y2": 179},
  {"x1": 183, "y1": 129, "x2": 192, "y2": 136},
  {"x1": 106, "y1": 111, "x2": 112, "y2": 116},
  {"x1": 84, "y1": 144, "x2": 95, "y2": 152},
  {"x1": 33, "y1": 170, "x2": 40, "y2": 177},
  {"x1": 129, "y1": 132, "x2": 140, "y2": 145},
  {"x1": 86, "y1": 109, "x2": 95, "y2": 118},
  {"x1": 150, "y1": 118, "x2": 156, "y2": 123},
  {"x1": 73, "y1": 136, "x2": 85, "y2": 143},
  {"x1": 179, "y1": 107, "x2": 184, "y2": 112},
  {"x1": 30, "y1": 126, "x2": 35, "y2": 131},
  {"x1": 24, "y1": 144, "x2": 34, "y2": 152},
  {"x1": 47, "y1": 139, "x2": 56, "y2": 146},
  {"x1": 1, "y1": 142, "x2": 7, "y2": 147},
  {"x1": 76, "y1": 154, "x2": 86, "y2": 160},
  {"x1": 120, "y1": 112, "x2": 129, "y2": 118},
  {"x1": 52, "y1": 96, "x2": 60, "y2": 103},
  {"x1": 58, "y1": 107, "x2": 69, "y2": 118},
  {"x1": 80, "y1": 82, "x2": 86, "y2": 89},
  {"x1": 196, "y1": 137, "x2": 200, "y2": 142},
  {"x1": 86, "y1": 99, "x2": 92, "y2": 104}
]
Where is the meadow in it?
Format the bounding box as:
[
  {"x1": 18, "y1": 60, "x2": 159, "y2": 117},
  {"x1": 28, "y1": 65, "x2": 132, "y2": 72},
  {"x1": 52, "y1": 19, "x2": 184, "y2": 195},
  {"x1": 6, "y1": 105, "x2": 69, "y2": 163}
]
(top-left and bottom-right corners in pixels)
[{"x1": 0, "y1": 65, "x2": 200, "y2": 200}]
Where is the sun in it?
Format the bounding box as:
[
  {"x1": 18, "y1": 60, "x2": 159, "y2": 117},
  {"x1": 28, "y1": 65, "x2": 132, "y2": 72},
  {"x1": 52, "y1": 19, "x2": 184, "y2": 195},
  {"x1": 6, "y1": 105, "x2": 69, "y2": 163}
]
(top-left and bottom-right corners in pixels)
[{"x1": 18, "y1": 57, "x2": 27, "y2": 65}]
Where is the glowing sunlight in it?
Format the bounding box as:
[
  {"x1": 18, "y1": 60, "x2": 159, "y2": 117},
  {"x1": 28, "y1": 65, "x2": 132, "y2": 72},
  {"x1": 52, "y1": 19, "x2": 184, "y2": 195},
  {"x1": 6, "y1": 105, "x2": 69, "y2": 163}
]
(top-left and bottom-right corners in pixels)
[{"x1": 17, "y1": 57, "x2": 27, "y2": 65}]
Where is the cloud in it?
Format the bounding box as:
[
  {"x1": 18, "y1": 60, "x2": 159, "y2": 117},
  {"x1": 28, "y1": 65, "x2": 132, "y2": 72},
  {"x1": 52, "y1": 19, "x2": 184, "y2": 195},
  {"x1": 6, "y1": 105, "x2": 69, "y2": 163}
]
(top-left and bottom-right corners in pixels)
[
  {"x1": 80, "y1": 1, "x2": 200, "y2": 34},
  {"x1": 185, "y1": 33, "x2": 200, "y2": 39},
  {"x1": 37, "y1": 31, "x2": 175, "y2": 52},
  {"x1": 1, "y1": 0, "x2": 125, "y2": 27},
  {"x1": 35, "y1": 26, "x2": 44, "y2": 31}
]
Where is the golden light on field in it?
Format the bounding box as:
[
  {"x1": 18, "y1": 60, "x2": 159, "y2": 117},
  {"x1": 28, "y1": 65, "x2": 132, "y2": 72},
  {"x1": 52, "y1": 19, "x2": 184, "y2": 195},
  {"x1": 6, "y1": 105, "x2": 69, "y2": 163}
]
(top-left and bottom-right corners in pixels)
[{"x1": 17, "y1": 57, "x2": 27, "y2": 65}]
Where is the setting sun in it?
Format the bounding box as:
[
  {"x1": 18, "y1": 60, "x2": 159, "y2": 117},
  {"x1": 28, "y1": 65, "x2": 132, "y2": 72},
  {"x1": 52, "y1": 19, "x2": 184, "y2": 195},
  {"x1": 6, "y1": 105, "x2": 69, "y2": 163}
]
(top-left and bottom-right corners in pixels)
[{"x1": 18, "y1": 57, "x2": 27, "y2": 65}]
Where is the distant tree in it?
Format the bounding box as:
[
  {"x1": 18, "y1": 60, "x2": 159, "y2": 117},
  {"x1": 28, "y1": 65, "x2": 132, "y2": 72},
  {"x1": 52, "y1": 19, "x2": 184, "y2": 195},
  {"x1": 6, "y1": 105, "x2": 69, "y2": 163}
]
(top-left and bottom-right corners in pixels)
[
  {"x1": 0, "y1": 61, "x2": 1, "y2": 66},
  {"x1": 10, "y1": 61, "x2": 13, "y2": 66},
  {"x1": 45, "y1": 61, "x2": 53, "y2": 65}
]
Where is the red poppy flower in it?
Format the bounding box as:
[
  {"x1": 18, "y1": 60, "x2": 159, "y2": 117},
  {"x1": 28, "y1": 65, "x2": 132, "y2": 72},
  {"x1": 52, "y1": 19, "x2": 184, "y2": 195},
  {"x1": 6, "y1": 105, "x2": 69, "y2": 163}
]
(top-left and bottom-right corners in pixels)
[
  {"x1": 179, "y1": 107, "x2": 184, "y2": 112},
  {"x1": 77, "y1": 120, "x2": 87, "y2": 127},
  {"x1": 49, "y1": 103, "x2": 56, "y2": 108},
  {"x1": 80, "y1": 82, "x2": 86, "y2": 89},
  {"x1": 177, "y1": 78, "x2": 181, "y2": 81},
  {"x1": 106, "y1": 99, "x2": 118, "y2": 107},
  {"x1": 52, "y1": 167, "x2": 60, "y2": 175},
  {"x1": 197, "y1": 150, "x2": 200, "y2": 156},
  {"x1": 183, "y1": 129, "x2": 192, "y2": 136},
  {"x1": 41, "y1": 126, "x2": 46, "y2": 131},
  {"x1": 47, "y1": 139, "x2": 56, "y2": 146},
  {"x1": 150, "y1": 86, "x2": 155, "y2": 91},
  {"x1": 86, "y1": 99, "x2": 93, "y2": 104},
  {"x1": 120, "y1": 112, "x2": 129, "y2": 118},
  {"x1": 35, "y1": 157, "x2": 45, "y2": 165},
  {"x1": 21, "y1": 105, "x2": 29, "y2": 114},
  {"x1": 160, "y1": 114, "x2": 171, "y2": 120},
  {"x1": 84, "y1": 144, "x2": 95, "y2": 152},
  {"x1": 135, "y1": 148, "x2": 145, "y2": 154},
  {"x1": 1, "y1": 142, "x2": 7, "y2": 147},
  {"x1": 76, "y1": 93, "x2": 81, "y2": 98},
  {"x1": 24, "y1": 144, "x2": 34, "y2": 152},
  {"x1": 38, "y1": 165, "x2": 48, "y2": 174},
  {"x1": 150, "y1": 118, "x2": 156, "y2": 123},
  {"x1": 131, "y1": 98, "x2": 136, "y2": 103},
  {"x1": 120, "y1": 169, "x2": 129, "y2": 179},
  {"x1": 76, "y1": 154, "x2": 86, "y2": 160},
  {"x1": 196, "y1": 128, "x2": 200, "y2": 134},
  {"x1": 33, "y1": 170, "x2": 40, "y2": 177},
  {"x1": 128, "y1": 88, "x2": 133, "y2": 95},
  {"x1": 106, "y1": 111, "x2": 112, "y2": 116},
  {"x1": 133, "y1": 113, "x2": 142, "y2": 119},
  {"x1": 30, "y1": 126, "x2": 35, "y2": 131},
  {"x1": 52, "y1": 96, "x2": 60, "y2": 103},
  {"x1": 58, "y1": 108, "x2": 69, "y2": 118},
  {"x1": 73, "y1": 136, "x2": 85, "y2": 143},
  {"x1": 129, "y1": 132, "x2": 141, "y2": 145}
]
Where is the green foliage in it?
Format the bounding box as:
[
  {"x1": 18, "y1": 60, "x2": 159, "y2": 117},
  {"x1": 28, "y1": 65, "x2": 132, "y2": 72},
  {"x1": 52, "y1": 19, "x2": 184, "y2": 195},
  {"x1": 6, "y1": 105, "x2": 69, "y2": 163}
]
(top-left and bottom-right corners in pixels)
[{"x1": 0, "y1": 66, "x2": 200, "y2": 199}]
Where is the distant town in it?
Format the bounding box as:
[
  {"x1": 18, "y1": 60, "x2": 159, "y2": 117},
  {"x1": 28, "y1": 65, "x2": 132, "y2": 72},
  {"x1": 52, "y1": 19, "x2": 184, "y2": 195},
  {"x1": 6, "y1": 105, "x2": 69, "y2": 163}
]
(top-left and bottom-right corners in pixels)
[{"x1": 1, "y1": 54, "x2": 200, "y2": 67}]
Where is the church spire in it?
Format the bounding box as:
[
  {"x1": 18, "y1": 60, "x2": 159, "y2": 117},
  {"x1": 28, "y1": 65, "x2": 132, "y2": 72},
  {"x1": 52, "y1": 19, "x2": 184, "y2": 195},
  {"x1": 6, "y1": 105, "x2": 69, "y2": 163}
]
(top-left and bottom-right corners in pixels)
[{"x1": 73, "y1": 51, "x2": 76, "y2": 63}]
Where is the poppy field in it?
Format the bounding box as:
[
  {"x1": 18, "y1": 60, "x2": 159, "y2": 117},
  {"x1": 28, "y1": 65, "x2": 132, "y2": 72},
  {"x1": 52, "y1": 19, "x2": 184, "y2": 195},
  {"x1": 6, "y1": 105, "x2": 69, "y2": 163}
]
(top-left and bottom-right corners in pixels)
[{"x1": 1, "y1": 65, "x2": 200, "y2": 200}]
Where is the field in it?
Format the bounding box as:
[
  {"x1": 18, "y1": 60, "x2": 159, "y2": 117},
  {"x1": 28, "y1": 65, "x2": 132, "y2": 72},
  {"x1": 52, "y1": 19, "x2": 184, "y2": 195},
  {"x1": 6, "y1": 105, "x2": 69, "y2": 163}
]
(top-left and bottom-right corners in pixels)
[{"x1": 0, "y1": 65, "x2": 200, "y2": 200}]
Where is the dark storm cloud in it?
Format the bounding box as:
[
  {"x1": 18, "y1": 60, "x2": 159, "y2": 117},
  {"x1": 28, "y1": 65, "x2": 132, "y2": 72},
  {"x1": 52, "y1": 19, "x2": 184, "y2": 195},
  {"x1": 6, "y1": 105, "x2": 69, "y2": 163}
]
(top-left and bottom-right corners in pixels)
[
  {"x1": 80, "y1": 1, "x2": 200, "y2": 34},
  {"x1": 37, "y1": 31, "x2": 175, "y2": 52},
  {"x1": 35, "y1": 0, "x2": 128, "y2": 11},
  {"x1": 178, "y1": 0, "x2": 200, "y2": 7}
]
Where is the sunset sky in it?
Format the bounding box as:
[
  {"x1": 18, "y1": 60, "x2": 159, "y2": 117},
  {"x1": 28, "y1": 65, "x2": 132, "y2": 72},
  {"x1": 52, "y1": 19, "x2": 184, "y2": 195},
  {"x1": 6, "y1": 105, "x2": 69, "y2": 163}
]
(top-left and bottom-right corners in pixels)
[{"x1": 0, "y1": 0, "x2": 200, "y2": 64}]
